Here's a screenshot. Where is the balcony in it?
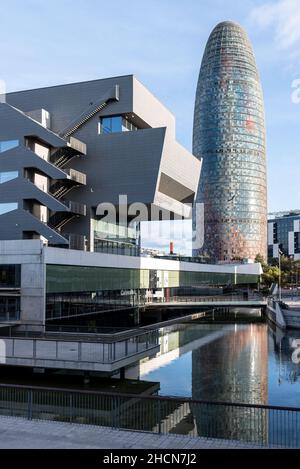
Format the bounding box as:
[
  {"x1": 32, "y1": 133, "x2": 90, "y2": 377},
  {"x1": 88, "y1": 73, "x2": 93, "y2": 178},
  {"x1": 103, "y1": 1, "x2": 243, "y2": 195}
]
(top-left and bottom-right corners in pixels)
[
  {"x1": 64, "y1": 168, "x2": 86, "y2": 185},
  {"x1": 65, "y1": 200, "x2": 86, "y2": 216},
  {"x1": 49, "y1": 168, "x2": 86, "y2": 199},
  {"x1": 67, "y1": 136, "x2": 87, "y2": 155},
  {"x1": 48, "y1": 201, "x2": 86, "y2": 230},
  {"x1": 50, "y1": 137, "x2": 86, "y2": 169}
]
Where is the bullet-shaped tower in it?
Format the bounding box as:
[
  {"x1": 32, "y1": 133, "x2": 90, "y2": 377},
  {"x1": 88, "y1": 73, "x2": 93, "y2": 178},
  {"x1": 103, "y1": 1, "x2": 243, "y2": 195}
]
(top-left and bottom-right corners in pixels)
[{"x1": 193, "y1": 21, "x2": 267, "y2": 262}]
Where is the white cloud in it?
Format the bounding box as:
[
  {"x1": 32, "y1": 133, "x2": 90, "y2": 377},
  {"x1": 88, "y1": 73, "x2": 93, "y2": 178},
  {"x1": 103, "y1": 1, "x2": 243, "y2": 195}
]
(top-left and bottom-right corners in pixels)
[{"x1": 250, "y1": 0, "x2": 300, "y2": 50}]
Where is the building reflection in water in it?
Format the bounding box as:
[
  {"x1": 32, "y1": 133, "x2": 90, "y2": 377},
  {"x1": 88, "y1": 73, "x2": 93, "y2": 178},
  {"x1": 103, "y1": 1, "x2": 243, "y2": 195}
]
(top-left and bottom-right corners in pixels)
[
  {"x1": 191, "y1": 324, "x2": 268, "y2": 442},
  {"x1": 138, "y1": 323, "x2": 270, "y2": 441},
  {"x1": 269, "y1": 327, "x2": 300, "y2": 404},
  {"x1": 138, "y1": 322, "x2": 300, "y2": 443}
]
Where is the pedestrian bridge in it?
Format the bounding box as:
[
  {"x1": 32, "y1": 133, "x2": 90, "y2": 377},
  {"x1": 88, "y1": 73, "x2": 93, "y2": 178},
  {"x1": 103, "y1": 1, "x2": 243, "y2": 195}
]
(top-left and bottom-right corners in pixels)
[{"x1": 146, "y1": 295, "x2": 267, "y2": 309}]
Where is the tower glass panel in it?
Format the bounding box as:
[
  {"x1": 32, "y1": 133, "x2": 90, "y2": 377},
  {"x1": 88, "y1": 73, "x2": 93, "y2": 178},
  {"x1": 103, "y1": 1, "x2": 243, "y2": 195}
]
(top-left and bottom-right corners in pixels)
[{"x1": 193, "y1": 21, "x2": 267, "y2": 262}]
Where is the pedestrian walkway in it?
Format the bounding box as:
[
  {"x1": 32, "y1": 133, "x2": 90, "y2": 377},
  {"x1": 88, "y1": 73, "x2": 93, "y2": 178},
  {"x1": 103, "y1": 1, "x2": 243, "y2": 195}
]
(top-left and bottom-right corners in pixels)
[{"x1": 0, "y1": 416, "x2": 272, "y2": 449}]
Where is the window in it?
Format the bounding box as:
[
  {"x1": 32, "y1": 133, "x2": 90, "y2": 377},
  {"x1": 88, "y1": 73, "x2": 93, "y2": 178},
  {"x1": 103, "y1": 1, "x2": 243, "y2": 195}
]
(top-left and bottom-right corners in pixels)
[
  {"x1": 0, "y1": 140, "x2": 19, "y2": 153},
  {"x1": 99, "y1": 116, "x2": 122, "y2": 134},
  {"x1": 122, "y1": 117, "x2": 138, "y2": 132},
  {"x1": 0, "y1": 202, "x2": 18, "y2": 215},
  {"x1": 99, "y1": 116, "x2": 138, "y2": 134},
  {"x1": 0, "y1": 171, "x2": 18, "y2": 184},
  {"x1": 0, "y1": 264, "x2": 20, "y2": 288},
  {"x1": 0, "y1": 297, "x2": 20, "y2": 321}
]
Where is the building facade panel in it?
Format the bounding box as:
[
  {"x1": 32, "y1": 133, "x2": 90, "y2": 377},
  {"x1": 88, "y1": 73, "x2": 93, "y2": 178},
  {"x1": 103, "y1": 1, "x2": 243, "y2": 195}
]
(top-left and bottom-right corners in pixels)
[{"x1": 268, "y1": 211, "x2": 300, "y2": 260}]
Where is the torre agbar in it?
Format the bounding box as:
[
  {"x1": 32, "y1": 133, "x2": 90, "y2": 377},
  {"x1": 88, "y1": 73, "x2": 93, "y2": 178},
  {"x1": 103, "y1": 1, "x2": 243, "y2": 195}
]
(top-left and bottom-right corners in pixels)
[{"x1": 193, "y1": 21, "x2": 267, "y2": 262}]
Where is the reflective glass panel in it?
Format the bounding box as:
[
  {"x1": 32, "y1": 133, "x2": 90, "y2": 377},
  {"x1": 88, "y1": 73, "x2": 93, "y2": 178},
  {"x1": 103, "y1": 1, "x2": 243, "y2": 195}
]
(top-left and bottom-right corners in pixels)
[
  {"x1": 0, "y1": 202, "x2": 18, "y2": 215},
  {"x1": 0, "y1": 140, "x2": 19, "y2": 153},
  {"x1": 0, "y1": 171, "x2": 18, "y2": 184}
]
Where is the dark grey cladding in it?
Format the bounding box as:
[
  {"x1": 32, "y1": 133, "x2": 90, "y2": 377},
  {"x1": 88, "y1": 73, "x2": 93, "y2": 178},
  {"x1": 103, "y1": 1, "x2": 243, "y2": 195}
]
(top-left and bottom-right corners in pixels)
[{"x1": 0, "y1": 75, "x2": 201, "y2": 250}]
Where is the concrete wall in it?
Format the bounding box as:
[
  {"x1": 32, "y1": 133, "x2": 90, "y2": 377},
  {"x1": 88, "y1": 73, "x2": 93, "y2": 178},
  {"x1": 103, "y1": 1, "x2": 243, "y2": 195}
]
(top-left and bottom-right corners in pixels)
[{"x1": 0, "y1": 240, "x2": 45, "y2": 327}]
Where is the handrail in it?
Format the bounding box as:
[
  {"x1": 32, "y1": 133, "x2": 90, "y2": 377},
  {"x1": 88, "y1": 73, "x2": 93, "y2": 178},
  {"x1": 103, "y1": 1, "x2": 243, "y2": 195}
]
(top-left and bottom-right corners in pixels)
[
  {"x1": 1, "y1": 327, "x2": 158, "y2": 343},
  {"x1": 0, "y1": 382, "x2": 299, "y2": 412}
]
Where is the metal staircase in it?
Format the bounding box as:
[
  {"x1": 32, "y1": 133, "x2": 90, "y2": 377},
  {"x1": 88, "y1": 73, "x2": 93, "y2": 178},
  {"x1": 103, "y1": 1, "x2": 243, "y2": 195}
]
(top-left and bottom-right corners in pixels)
[
  {"x1": 50, "y1": 184, "x2": 74, "y2": 199},
  {"x1": 48, "y1": 201, "x2": 86, "y2": 230},
  {"x1": 59, "y1": 85, "x2": 119, "y2": 138},
  {"x1": 49, "y1": 168, "x2": 86, "y2": 199}
]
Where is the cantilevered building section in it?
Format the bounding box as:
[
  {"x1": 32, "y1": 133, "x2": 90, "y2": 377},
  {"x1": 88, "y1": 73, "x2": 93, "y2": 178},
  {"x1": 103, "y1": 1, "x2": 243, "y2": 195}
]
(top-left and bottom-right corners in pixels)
[
  {"x1": 1, "y1": 75, "x2": 201, "y2": 253},
  {"x1": 193, "y1": 21, "x2": 267, "y2": 262},
  {"x1": 0, "y1": 103, "x2": 87, "y2": 248}
]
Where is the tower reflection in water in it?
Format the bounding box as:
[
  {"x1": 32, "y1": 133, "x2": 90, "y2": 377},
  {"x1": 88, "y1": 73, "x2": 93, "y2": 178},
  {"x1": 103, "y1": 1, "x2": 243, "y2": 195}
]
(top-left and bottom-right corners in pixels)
[
  {"x1": 139, "y1": 323, "x2": 269, "y2": 442},
  {"x1": 191, "y1": 324, "x2": 268, "y2": 443}
]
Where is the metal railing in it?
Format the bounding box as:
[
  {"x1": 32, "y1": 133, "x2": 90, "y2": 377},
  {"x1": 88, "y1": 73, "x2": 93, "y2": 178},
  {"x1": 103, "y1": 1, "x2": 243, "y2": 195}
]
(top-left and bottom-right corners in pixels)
[
  {"x1": 68, "y1": 136, "x2": 87, "y2": 155},
  {"x1": 59, "y1": 200, "x2": 86, "y2": 215},
  {"x1": 0, "y1": 329, "x2": 159, "y2": 365},
  {"x1": 46, "y1": 324, "x2": 131, "y2": 335},
  {"x1": 64, "y1": 168, "x2": 86, "y2": 185},
  {"x1": 152, "y1": 293, "x2": 265, "y2": 304},
  {"x1": 0, "y1": 383, "x2": 299, "y2": 447}
]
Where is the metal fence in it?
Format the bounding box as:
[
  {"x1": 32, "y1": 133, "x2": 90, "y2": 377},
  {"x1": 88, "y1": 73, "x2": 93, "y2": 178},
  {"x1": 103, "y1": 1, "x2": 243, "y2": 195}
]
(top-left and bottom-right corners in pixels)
[{"x1": 0, "y1": 384, "x2": 299, "y2": 447}]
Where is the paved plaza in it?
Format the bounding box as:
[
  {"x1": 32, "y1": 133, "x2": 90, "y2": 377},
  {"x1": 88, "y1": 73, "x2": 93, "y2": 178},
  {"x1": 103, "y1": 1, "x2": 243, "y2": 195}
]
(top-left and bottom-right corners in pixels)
[{"x1": 0, "y1": 416, "x2": 273, "y2": 449}]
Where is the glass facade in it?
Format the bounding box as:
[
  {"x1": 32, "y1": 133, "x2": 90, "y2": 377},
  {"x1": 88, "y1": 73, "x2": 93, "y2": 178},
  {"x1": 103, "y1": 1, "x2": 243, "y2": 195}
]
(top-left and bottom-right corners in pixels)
[
  {"x1": 0, "y1": 265, "x2": 21, "y2": 321},
  {"x1": 193, "y1": 21, "x2": 267, "y2": 262},
  {"x1": 93, "y1": 219, "x2": 140, "y2": 256},
  {"x1": 0, "y1": 297, "x2": 20, "y2": 321},
  {"x1": 0, "y1": 264, "x2": 21, "y2": 288},
  {"x1": 46, "y1": 290, "x2": 135, "y2": 320},
  {"x1": 0, "y1": 140, "x2": 19, "y2": 153},
  {"x1": 45, "y1": 264, "x2": 259, "y2": 320},
  {"x1": 268, "y1": 214, "x2": 300, "y2": 260}
]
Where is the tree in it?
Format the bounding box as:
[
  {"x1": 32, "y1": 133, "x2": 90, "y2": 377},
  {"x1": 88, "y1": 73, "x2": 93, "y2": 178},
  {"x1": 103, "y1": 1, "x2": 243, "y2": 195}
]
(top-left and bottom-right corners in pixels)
[
  {"x1": 262, "y1": 265, "x2": 280, "y2": 287},
  {"x1": 255, "y1": 253, "x2": 267, "y2": 269}
]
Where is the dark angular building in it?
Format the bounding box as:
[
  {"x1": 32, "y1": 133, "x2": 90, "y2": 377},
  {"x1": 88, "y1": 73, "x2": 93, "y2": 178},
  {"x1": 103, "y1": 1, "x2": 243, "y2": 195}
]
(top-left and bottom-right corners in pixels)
[
  {"x1": 193, "y1": 21, "x2": 267, "y2": 262},
  {"x1": 0, "y1": 75, "x2": 201, "y2": 252}
]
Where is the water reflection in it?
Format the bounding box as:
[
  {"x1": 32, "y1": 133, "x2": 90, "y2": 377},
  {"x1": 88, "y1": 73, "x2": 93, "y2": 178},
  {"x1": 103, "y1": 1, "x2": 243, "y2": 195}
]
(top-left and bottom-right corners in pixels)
[
  {"x1": 191, "y1": 324, "x2": 268, "y2": 403},
  {"x1": 191, "y1": 324, "x2": 268, "y2": 443},
  {"x1": 140, "y1": 322, "x2": 300, "y2": 405},
  {"x1": 137, "y1": 321, "x2": 300, "y2": 444}
]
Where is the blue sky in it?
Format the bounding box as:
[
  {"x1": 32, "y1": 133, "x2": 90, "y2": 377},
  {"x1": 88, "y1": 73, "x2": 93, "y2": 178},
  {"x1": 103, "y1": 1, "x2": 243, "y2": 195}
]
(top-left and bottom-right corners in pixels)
[{"x1": 1, "y1": 0, "x2": 300, "y2": 253}]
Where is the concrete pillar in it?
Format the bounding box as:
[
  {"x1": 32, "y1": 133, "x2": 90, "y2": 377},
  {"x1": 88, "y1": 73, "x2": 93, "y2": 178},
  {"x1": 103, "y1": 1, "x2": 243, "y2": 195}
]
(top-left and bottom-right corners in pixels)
[
  {"x1": 119, "y1": 367, "x2": 125, "y2": 380},
  {"x1": 133, "y1": 307, "x2": 140, "y2": 326}
]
